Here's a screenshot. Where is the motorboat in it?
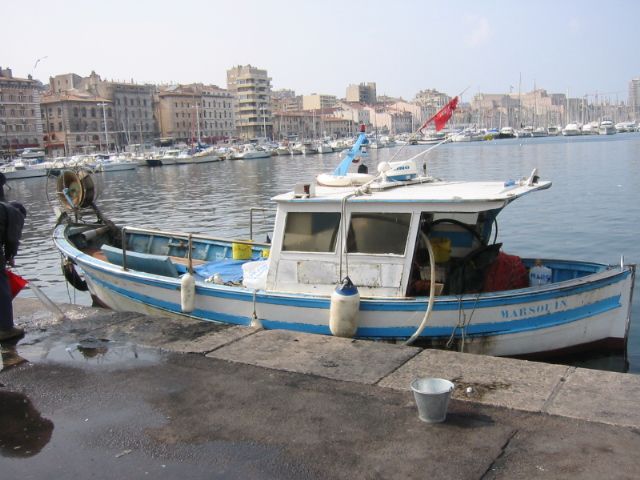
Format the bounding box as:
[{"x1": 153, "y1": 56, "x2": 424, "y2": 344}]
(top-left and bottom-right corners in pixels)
[
  {"x1": 561, "y1": 123, "x2": 582, "y2": 136},
  {"x1": 547, "y1": 125, "x2": 561, "y2": 136},
  {"x1": 230, "y1": 144, "x2": 271, "y2": 160},
  {"x1": 53, "y1": 126, "x2": 635, "y2": 358},
  {"x1": 497, "y1": 127, "x2": 516, "y2": 139},
  {"x1": 598, "y1": 120, "x2": 616, "y2": 135},
  {"x1": 581, "y1": 123, "x2": 599, "y2": 135}
]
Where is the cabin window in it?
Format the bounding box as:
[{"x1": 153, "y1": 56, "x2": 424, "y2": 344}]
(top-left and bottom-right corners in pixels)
[
  {"x1": 282, "y1": 212, "x2": 340, "y2": 252},
  {"x1": 347, "y1": 213, "x2": 411, "y2": 255}
]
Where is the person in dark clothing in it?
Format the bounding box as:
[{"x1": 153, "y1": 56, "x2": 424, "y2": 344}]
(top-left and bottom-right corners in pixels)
[
  {"x1": 0, "y1": 201, "x2": 27, "y2": 341},
  {"x1": 0, "y1": 172, "x2": 6, "y2": 201}
]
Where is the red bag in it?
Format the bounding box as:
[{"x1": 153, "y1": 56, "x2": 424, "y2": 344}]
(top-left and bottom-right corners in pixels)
[{"x1": 6, "y1": 270, "x2": 28, "y2": 298}]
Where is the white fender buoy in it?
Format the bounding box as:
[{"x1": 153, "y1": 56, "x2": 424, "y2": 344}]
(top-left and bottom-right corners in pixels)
[
  {"x1": 181, "y1": 272, "x2": 196, "y2": 313},
  {"x1": 329, "y1": 277, "x2": 360, "y2": 338}
]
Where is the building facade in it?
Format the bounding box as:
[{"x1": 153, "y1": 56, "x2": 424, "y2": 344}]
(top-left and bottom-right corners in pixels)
[
  {"x1": 0, "y1": 67, "x2": 43, "y2": 157},
  {"x1": 227, "y1": 65, "x2": 272, "y2": 140},
  {"x1": 629, "y1": 78, "x2": 640, "y2": 117},
  {"x1": 346, "y1": 82, "x2": 377, "y2": 104},
  {"x1": 302, "y1": 94, "x2": 337, "y2": 111},
  {"x1": 155, "y1": 84, "x2": 235, "y2": 144},
  {"x1": 273, "y1": 110, "x2": 353, "y2": 140},
  {"x1": 84, "y1": 72, "x2": 155, "y2": 147},
  {"x1": 41, "y1": 90, "x2": 115, "y2": 156}
]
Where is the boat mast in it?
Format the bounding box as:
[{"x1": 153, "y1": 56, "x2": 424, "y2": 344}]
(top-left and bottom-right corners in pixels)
[{"x1": 98, "y1": 102, "x2": 110, "y2": 153}]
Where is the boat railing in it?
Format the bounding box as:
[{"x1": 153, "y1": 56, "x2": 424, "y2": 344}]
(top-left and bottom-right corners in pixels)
[{"x1": 119, "y1": 225, "x2": 270, "y2": 273}]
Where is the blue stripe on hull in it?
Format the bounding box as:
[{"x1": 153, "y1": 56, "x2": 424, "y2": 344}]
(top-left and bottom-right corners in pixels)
[{"x1": 88, "y1": 266, "x2": 624, "y2": 341}]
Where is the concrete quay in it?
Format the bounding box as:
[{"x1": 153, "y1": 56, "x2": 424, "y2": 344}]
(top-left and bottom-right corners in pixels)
[{"x1": 2, "y1": 298, "x2": 640, "y2": 479}]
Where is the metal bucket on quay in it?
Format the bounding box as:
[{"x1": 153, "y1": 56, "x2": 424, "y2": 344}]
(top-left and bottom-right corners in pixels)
[{"x1": 410, "y1": 378, "x2": 454, "y2": 423}]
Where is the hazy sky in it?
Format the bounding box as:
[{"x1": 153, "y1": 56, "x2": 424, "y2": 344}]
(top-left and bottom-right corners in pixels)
[{"x1": 2, "y1": 0, "x2": 639, "y2": 102}]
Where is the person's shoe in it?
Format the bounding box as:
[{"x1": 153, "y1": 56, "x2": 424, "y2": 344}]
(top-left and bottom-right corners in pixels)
[{"x1": 0, "y1": 326, "x2": 25, "y2": 341}]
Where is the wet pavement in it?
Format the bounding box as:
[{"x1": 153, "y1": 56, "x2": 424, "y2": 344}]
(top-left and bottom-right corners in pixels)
[{"x1": 2, "y1": 298, "x2": 640, "y2": 479}]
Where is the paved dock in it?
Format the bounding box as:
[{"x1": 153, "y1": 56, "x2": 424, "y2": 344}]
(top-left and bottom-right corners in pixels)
[{"x1": 2, "y1": 298, "x2": 640, "y2": 479}]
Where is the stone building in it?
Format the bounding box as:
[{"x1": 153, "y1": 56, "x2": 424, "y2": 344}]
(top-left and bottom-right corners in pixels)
[
  {"x1": 45, "y1": 72, "x2": 154, "y2": 151},
  {"x1": 155, "y1": 84, "x2": 235, "y2": 144},
  {"x1": 0, "y1": 67, "x2": 44, "y2": 157},
  {"x1": 226, "y1": 65, "x2": 272, "y2": 140},
  {"x1": 84, "y1": 72, "x2": 155, "y2": 147},
  {"x1": 41, "y1": 90, "x2": 115, "y2": 156}
]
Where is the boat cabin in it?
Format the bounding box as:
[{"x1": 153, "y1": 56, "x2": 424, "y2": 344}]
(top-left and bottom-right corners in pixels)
[{"x1": 265, "y1": 172, "x2": 551, "y2": 297}]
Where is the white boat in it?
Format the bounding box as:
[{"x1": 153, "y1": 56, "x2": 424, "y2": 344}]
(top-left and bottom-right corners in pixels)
[
  {"x1": 451, "y1": 129, "x2": 485, "y2": 142},
  {"x1": 561, "y1": 123, "x2": 582, "y2": 136},
  {"x1": 0, "y1": 159, "x2": 49, "y2": 179},
  {"x1": 598, "y1": 120, "x2": 616, "y2": 135},
  {"x1": 231, "y1": 144, "x2": 271, "y2": 160},
  {"x1": 532, "y1": 127, "x2": 548, "y2": 138},
  {"x1": 158, "y1": 149, "x2": 181, "y2": 165},
  {"x1": 53, "y1": 128, "x2": 635, "y2": 358},
  {"x1": 581, "y1": 122, "x2": 599, "y2": 135},
  {"x1": 498, "y1": 127, "x2": 516, "y2": 139},
  {"x1": 95, "y1": 154, "x2": 137, "y2": 172},
  {"x1": 316, "y1": 142, "x2": 334, "y2": 154},
  {"x1": 547, "y1": 125, "x2": 561, "y2": 136}
]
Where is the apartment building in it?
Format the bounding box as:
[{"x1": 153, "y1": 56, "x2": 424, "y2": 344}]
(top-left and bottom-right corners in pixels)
[
  {"x1": 155, "y1": 84, "x2": 235, "y2": 143},
  {"x1": 302, "y1": 93, "x2": 337, "y2": 111},
  {"x1": 345, "y1": 82, "x2": 377, "y2": 104},
  {"x1": 227, "y1": 65, "x2": 272, "y2": 140},
  {"x1": 0, "y1": 67, "x2": 43, "y2": 157}
]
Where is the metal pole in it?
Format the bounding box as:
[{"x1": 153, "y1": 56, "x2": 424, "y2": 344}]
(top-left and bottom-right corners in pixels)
[
  {"x1": 121, "y1": 227, "x2": 128, "y2": 270},
  {"x1": 98, "y1": 102, "x2": 110, "y2": 153}
]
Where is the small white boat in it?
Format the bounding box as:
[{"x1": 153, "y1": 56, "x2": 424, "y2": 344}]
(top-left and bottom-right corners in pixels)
[
  {"x1": 547, "y1": 125, "x2": 561, "y2": 136},
  {"x1": 580, "y1": 122, "x2": 598, "y2": 135},
  {"x1": 231, "y1": 144, "x2": 271, "y2": 160},
  {"x1": 316, "y1": 142, "x2": 334, "y2": 154},
  {"x1": 53, "y1": 126, "x2": 636, "y2": 358},
  {"x1": 598, "y1": 120, "x2": 616, "y2": 135},
  {"x1": 562, "y1": 123, "x2": 582, "y2": 136},
  {"x1": 498, "y1": 127, "x2": 516, "y2": 139},
  {"x1": 95, "y1": 155, "x2": 137, "y2": 172},
  {"x1": 0, "y1": 159, "x2": 49, "y2": 179}
]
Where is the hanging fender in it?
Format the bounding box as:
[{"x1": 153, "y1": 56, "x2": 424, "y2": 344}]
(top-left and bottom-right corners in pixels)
[{"x1": 62, "y1": 258, "x2": 88, "y2": 291}]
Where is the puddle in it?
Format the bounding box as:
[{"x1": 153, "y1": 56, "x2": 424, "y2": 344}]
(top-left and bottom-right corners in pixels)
[
  {"x1": 5, "y1": 336, "x2": 162, "y2": 369},
  {"x1": 0, "y1": 391, "x2": 54, "y2": 458}
]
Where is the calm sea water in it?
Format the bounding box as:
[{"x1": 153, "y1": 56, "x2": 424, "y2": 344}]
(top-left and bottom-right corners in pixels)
[{"x1": 8, "y1": 133, "x2": 640, "y2": 373}]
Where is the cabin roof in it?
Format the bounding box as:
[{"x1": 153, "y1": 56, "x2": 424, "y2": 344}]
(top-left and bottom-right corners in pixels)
[{"x1": 273, "y1": 177, "x2": 552, "y2": 207}]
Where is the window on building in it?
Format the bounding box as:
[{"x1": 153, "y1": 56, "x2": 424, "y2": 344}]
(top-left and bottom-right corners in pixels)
[
  {"x1": 282, "y1": 212, "x2": 341, "y2": 252},
  {"x1": 91, "y1": 108, "x2": 96, "y2": 117},
  {"x1": 346, "y1": 213, "x2": 411, "y2": 255},
  {"x1": 74, "y1": 107, "x2": 79, "y2": 117},
  {"x1": 82, "y1": 108, "x2": 87, "y2": 117},
  {"x1": 57, "y1": 122, "x2": 62, "y2": 130}
]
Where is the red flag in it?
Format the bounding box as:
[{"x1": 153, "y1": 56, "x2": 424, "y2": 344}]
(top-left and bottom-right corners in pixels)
[{"x1": 419, "y1": 96, "x2": 459, "y2": 132}]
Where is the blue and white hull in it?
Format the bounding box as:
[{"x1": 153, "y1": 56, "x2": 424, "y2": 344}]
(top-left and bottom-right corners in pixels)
[{"x1": 54, "y1": 225, "x2": 634, "y2": 357}]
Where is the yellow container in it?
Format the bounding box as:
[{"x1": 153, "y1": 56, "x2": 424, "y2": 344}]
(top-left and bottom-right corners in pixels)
[
  {"x1": 261, "y1": 248, "x2": 270, "y2": 258},
  {"x1": 430, "y1": 238, "x2": 451, "y2": 264},
  {"x1": 232, "y1": 242, "x2": 252, "y2": 260}
]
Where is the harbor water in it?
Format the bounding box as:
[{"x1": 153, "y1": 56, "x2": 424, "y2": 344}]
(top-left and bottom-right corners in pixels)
[{"x1": 9, "y1": 133, "x2": 640, "y2": 373}]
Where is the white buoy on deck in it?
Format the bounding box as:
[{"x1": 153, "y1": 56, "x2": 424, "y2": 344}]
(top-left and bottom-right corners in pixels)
[
  {"x1": 329, "y1": 277, "x2": 360, "y2": 338},
  {"x1": 181, "y1": 272, "x2": 196, "y2": 313}
]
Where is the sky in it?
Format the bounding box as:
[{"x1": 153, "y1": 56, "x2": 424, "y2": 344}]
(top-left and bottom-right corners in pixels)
[{"x1": 2, "y1": 0, "x2": 639, "y2": 102}]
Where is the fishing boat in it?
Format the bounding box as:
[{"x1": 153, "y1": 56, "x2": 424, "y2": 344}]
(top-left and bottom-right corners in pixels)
[{"x1": 52, "y1": 126, "x2": 635, "y2": 358}]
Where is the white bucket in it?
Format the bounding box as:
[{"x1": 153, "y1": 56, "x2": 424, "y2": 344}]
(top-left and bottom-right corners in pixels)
[{"x1": 410, "y1": 378, "x2": 454, "y2": 423}]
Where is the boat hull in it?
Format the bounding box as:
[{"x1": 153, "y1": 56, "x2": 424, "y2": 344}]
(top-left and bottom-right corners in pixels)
[{"x1": 54, "y1": 225, "x2": 635, "y2": 358}]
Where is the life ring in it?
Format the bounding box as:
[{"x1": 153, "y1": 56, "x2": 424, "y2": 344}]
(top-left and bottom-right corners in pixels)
[
  {"x1": 316, "y1": 173, "x2": 375, "y2": 187},
  {"x1": 62, "y1": 259, "x2": 88, "y2": 291}
]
